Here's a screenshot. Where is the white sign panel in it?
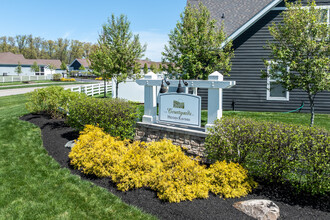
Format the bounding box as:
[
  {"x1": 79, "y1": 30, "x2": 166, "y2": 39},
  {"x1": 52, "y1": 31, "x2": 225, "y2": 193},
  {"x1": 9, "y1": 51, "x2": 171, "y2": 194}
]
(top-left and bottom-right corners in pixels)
[{"x1": 159, "y1": 93, "x2": 201, "y2": 127}]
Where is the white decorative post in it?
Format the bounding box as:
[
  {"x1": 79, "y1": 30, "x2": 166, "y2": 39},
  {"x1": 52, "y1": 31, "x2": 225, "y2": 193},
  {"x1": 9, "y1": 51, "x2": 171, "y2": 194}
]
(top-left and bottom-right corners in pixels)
[
  {"x1": 142, "y1": 72, "x2": 158, "y2": 123},
  {"x1": 205, "y1": 71, "x2": 223, "y2": 129}
]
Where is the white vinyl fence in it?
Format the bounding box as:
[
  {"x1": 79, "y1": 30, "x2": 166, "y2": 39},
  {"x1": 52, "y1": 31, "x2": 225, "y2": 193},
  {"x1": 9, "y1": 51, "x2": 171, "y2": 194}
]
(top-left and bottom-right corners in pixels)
[
  {"x1": 67, "y1": 83, "x2": 112, "y2": 96},
  {"x1": 0, "y1": 75, "x2": 53, "y2": 83}
]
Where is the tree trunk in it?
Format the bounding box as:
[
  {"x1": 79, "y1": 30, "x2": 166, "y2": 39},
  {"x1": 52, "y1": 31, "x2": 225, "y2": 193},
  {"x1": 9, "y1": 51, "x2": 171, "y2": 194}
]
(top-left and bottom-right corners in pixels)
[
  {"x1": 308, "y1": 94, "x2": 315, "y2": 127},
  {"x1": 116, "y1": 82, "x2": 119, "y2": 98},
  {"x1": 104, "y1": 80, "x2": 107, "y2": 98}
]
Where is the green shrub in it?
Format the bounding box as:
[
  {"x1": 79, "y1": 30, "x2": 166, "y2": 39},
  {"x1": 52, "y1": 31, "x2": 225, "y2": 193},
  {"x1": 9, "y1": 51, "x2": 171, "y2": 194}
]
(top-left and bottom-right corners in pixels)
[
  {"x1": 26, "y1": 86, "x2": 86, "y2": 118},
  {"x1": 67, "y1": 97, "x2": 138, "y2": 140},
  {"x1": 52, "y1": 73, "x2": 62, "y2": 81},
  {"x1": 205, "y1": 117, "x2": 330, "y2": 195},
  {"x1": 69, "y1": 125, "x2": 256, "y2": 203}
]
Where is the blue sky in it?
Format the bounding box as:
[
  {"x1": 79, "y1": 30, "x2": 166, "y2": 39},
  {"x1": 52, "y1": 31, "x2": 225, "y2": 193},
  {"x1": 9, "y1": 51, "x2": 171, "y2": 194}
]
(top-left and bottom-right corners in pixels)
[{"x1": 0, "y1": 0, "x2": 187, "y2": 61}]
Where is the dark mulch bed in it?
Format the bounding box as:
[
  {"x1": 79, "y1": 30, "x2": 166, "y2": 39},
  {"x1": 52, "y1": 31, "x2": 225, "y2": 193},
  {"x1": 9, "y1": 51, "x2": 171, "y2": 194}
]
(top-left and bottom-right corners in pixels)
[{"x1": 20, "y1": 113, "x2": 330, "y2": 220}]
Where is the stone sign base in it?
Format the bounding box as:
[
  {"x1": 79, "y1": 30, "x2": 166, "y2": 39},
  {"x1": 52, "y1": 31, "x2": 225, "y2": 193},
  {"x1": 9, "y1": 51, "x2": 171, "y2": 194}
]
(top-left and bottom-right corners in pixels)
[{"x1": 134, "y1": 122, "x2": 207, "y2": 159}]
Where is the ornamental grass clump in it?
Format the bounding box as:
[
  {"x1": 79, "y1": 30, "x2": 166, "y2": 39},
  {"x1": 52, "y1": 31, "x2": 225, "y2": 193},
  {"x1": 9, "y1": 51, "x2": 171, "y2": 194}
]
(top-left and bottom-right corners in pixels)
[{"x1": 69, "y1": 125, "x2": 257, "y2": 202}]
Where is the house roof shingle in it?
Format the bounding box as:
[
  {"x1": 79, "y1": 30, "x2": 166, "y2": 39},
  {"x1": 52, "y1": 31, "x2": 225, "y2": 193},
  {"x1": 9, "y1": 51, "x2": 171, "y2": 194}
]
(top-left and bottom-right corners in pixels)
[
  {"x1": 0, "y1": 52, "x2": 61, "y2": 69},
  {"x1": 187, "y1": 0, "x2": 278, "y2": 38}
]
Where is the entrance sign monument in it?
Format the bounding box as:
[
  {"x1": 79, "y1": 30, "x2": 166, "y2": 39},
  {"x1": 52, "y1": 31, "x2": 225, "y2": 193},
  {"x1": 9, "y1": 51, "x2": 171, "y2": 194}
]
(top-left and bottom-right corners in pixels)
[
  {"x1": 136, "y1": 71, "x2": 235, "y2": 131},
  {"x1": 159, "y1": 93, "x2": 201, "y2": 127}
]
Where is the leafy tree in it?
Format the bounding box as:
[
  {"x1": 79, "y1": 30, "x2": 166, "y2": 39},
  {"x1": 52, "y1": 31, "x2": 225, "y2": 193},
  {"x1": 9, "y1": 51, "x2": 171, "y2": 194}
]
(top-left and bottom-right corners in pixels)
[
  {"x1": 79, "y1": 65, "x2": 86, "y2": 71},
  {"x1": 143, "y1": 63, "x2": 149, "y2": 74},
  {"x1": 263, "y1": 0, "x2": 330, "y2": 126},
  {"x1": 158, "y1": 64, "x2": 163, "y2": 73},
  {"x1": 48, "y1": 64, "x2": 56, "y2": 74},
  {"x1": 30, "y1": 61, "x2": 39, "y2": 74},
  {"x1": 162, "y1": 2, "x2": 234, "y2": 80},
  {"x1": 60, "y1": 61, "x2": 67, "y2": 72},
  {"x1": 89, "y1": 14, "x2": 146, "y2": 98},
  {"x1": 15, "y1": 62, "x2": 23, "y2": 75},
  {"x1": 150, "y1": 63, "x2": 157, "y2": 73},
  {"x1": 60, "y1": 61, "x2": 68, "y2": 77}
]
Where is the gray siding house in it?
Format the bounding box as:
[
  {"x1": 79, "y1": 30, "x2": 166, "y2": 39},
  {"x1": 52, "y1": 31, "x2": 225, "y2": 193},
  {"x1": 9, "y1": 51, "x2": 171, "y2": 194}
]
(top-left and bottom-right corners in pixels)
[{"x1": 188, "y1": 0, "x2": 329, "y2": 114}]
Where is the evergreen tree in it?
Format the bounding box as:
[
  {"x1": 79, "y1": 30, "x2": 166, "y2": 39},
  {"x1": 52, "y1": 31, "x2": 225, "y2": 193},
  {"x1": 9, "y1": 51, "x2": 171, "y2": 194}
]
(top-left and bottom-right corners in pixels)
[{"x1": 143, "y1": 63, "x2": 149, "y2": 74}]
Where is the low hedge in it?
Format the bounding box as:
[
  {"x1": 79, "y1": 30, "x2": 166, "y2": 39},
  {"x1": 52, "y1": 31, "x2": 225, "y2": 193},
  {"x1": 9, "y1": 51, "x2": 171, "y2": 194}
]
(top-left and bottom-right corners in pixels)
[
  {"x1": 69, "y1": 125, "x2": 257, "y2": 202},
  {"x1": 26, "y1": 86, "x2": 86, "y2": 118},
  {"x1": 205, "y1": 117, "x2": 330, "y2": 195},
  {"x1": 67, "y1": 97, "x2": 138, "y2": 140}
]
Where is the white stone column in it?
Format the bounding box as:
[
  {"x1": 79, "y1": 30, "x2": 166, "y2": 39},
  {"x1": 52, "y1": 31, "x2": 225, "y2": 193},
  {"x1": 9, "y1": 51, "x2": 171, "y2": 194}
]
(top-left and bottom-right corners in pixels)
[
  {"x1": 142, "y1": 72, "x2": 157, "y2": 123},
  {"x1": 205, "y1": 71, "x2": 223, "y2": 129}
]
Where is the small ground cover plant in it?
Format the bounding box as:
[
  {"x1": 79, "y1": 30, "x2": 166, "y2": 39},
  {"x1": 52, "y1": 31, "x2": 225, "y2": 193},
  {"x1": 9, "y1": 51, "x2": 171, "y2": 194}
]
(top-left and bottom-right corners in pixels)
[
  {"x1": 205, "y1": 117, "x2": 330, "y2": 196},
  {"x1": 69, "y1": 125, "x2": 257, "y2": 203}
]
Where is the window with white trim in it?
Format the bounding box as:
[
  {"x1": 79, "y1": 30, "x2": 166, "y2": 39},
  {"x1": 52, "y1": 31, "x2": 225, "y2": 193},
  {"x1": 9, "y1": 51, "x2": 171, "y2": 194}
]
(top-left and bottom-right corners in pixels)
[
  {"x1": 318, "y1": 6, "x2": 330, "y2": 25},
  {"x1": 266, "y1": 64, "x2": 289, "y2": 101}
]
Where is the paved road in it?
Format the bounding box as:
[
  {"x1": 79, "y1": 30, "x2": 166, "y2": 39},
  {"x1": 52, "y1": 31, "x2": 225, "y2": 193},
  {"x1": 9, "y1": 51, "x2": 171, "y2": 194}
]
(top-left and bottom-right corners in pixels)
[{"x1": 0, "y1": 84, "x2": 95, "y2": 97}]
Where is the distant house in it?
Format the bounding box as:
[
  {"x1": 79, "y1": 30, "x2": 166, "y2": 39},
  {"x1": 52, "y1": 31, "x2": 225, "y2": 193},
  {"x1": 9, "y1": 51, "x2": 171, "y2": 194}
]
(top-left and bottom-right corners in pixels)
[
  {"x1": 69, "y1": 58, "x2": 164, "y2": 75},
  {"x1": 188, "y1": 0, "x2": 330, "y2": 114},
  {"x1": 69, "y1": 58, "x2": 90, "y2": 73},
  {"x1": 0, "y1": 52, "x2": 62, "y2": 76}
]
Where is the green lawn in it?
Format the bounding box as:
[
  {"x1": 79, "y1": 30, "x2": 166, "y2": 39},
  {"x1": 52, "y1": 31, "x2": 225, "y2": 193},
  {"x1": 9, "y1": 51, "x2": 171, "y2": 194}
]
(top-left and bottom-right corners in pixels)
[
  {"x1": 0, "y1": 80, "x2": 54, "y2": 86},
  {"x1": 0, "y1": 81, "x2": 94, "y2": 90},
  {"x1": 0, "y1": 94, "x2": 156, "y2": 220},
  {"x1": 201, "y1": 110, "x2": 329, "y2": 131}
]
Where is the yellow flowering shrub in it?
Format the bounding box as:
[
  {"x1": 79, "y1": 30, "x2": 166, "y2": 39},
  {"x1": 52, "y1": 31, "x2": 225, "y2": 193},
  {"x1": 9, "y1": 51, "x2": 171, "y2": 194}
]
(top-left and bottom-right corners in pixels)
[
  {"x1": 209, "y1": 160, "x2": 257, "y2": 198},
  {"x1": 111, "y1": 141, "x2": 157, "y2": 191},
  {"x1": 147, "y1": 140, "x2": 210, "y2": 202},
  {"x1": 69, "y1": 125, "x2": 257, "y2": 202},
  {"x1": 60, "y1": 78, "x2": 76, "y2": 81},
  {"x1": 69, "y1": 125, "x2": 130, "y2": 177}
]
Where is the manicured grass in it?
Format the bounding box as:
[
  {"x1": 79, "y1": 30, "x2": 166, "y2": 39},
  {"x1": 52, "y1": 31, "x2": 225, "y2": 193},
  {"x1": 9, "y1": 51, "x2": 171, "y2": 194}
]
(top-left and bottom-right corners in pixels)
[
  {"x1": 0, "y1": 94, "x2": 156, "y2": 220},
  {"x1": 200, "y1": 110, "x2": 330, "y2": 131},
  {"x1": 0, "y1": 80, "x2": 54, "y2": 86},
  {"x1": 223, "y1": 111, "x2": 329, "y2": 131},
  {"x1": 0, "y1": 82, "x2": 92, "y2": 90}
]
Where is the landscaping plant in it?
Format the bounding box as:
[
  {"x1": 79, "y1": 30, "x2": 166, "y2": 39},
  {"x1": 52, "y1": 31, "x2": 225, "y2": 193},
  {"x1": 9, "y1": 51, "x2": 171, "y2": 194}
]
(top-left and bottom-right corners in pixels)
[
  {"x1": 69, "y1": 125, "x2": 257, "y2": 203},
  {"x1": 26, "y1": 86, "x2": 86, "y2": 118},
  {"x1": 67, "y1": 97, "x2": 138, "y2": 140},
  {"x1": 205, "y1": 117, "x2": 330, "y2": 195}
]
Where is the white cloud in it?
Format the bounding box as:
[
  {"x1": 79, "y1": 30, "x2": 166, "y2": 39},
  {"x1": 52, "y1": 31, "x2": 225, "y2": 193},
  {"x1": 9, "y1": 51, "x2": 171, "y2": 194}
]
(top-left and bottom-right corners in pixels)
[{"x1": 135, "y1": 31, "x2": 169, "y2": 62}]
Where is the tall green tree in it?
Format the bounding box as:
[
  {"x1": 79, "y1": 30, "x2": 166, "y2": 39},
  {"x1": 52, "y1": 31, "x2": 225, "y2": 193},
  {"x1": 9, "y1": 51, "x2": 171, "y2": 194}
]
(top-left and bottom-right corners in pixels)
[
  {"x1": 60, "y1": 61, "x2": 68, "y2": 77},
  {"x1": 150, "y1": 63, "x2": 157, "y2": 73},
  {"x1": 15, "y1": 62, "x2": 23, "y2": 75},
  {"x1": 162, "y1": 2, "x2": 233, "y2": 79},
  {"x1": 143, "y1": 63, "x2": 149, "y2": 74},
  {"x1": 30, "y1": 61, "x2": 39, "y2": 74},
  {"x1": 263, "y1": 0, "x2": 330, "y2": 126},
  {"x1": 89, "y1": 14, "x2": 146, "y2": 98},
  {"x1": 48, "y1": 64, "x2": 56, "y2": 75}
]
